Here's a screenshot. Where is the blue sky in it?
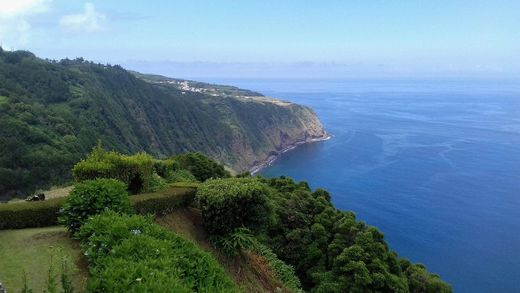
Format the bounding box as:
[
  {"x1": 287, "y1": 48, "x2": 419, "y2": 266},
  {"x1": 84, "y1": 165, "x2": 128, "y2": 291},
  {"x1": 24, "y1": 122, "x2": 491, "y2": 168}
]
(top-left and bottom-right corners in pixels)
[{"x1": 1, "y1": 0, "x2": 519, "y2": 78}]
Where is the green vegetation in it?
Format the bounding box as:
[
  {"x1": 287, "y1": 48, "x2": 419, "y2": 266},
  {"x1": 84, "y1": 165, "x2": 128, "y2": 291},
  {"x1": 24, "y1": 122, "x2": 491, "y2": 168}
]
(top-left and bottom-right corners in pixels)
[
  {"x1": 195, "y1": 177, "x2": 452, "y2": 293},
  {"x1": 196, "y1": 178, "x2": 272, "y2": 235},
  {"x1": 213, "y1": 227, "x2": 256, "y2": 257},
  {"x1": 0, "y1": 226, "x2": 87, "y2": 292},
  {"x1": 251, "y1": 242, "x2": 303, "y2": 292},
  {"x1": 72, "y1": 144, "x2": 155, "y2": 194},
  {"x1": 77, "y1": 211, "x2": 238, "y2": 292},
  {"x1": 130, "y1": 186, "x2": 195, "y2": 215},
  {"x1": 0, "y1": 197, "x2": 66, "y2": 229},
  {"x1": 156, "y1": 208, "x2": 298, "y2": 293},
  {"x1": 0, "y1": 147, "x2": 451, "y2": 292},
  {"x1": 59, "y1": 179, "x2": 133, "y2": 233},
  {"x1": 175, "y1": 152, "x2": 231, "y2": 181},
  {"x1": 0, "y1": 185, "x2": 197, "y2": 230},
  {"x1": 0, "y1": 48, "x2": 326, "y2": 201}
]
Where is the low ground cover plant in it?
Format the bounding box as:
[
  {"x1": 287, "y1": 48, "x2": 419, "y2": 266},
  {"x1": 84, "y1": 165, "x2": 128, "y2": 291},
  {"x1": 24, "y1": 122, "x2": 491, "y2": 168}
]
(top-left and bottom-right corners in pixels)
[{"x1": 78, "y1": 211, "x2": 238, "y2": 292}]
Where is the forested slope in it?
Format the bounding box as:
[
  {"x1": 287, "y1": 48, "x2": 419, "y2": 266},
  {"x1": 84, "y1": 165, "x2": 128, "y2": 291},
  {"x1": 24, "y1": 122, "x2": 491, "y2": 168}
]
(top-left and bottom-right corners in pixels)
[{"x1": 0, "y1": 48, "x2": 326, "y2": 200}]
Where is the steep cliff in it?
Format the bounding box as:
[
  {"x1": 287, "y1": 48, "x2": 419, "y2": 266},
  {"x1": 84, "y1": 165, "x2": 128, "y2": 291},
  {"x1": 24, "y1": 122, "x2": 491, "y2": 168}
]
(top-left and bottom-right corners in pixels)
[
  {"x1": 0, "y1": 48, "x2": 327, "y2": 198},
  {"x1": 134, "y1": 73, "x2": 329, "y2": 172}
]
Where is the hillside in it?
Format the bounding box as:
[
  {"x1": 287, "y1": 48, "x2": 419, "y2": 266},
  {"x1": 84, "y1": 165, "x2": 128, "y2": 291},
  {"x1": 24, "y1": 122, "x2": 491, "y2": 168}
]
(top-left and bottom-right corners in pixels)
[
  {"x1": 0, "y1": 150, "x2": 451, "y2": 292},
  {"x1": 0, "y1": 48, "x2": 327, "y2": 200}
]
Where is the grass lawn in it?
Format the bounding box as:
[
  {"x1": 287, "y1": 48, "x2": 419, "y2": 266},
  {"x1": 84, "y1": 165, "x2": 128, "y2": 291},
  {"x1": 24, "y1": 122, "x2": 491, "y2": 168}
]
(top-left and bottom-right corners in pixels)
[
  {"x1": 0, "y1": 226, "x2": 88, "y2": 292},
  {"x1": 44, "y1": 186, "x2": 73, "y2": 199},
  {"x1": 5, "y1": 185, "x2": 72, "y2": 204}
]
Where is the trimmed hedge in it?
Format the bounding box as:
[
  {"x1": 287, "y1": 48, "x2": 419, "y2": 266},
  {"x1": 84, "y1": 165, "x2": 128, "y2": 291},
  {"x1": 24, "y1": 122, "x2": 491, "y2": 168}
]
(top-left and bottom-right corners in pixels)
[
  {"x1": 131, "y1": 186, "x2": 196, "y2": 215},
  {"x1": 0, "y1": 186, "x2": 197, "y2": 230},
  {"x1": 72, "y1": 145, "x2": 155, "y2": 194},
  {"x1": 0, "y1": 197, "x2": 66, "y2": 229},
  {"x1": 195, "y1": 178, "x2": 272, "y2": 235}
]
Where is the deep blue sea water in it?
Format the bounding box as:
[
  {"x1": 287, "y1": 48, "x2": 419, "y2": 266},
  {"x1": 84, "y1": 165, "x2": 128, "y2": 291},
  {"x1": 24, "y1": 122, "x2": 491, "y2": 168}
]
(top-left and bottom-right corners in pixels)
[{"x1": 205, "y1": 78, "x2": 520, "y2": 292}]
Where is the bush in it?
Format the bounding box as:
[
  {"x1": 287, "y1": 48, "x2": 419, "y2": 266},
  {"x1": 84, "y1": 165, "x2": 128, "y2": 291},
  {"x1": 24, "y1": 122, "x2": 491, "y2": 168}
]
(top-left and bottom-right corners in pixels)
[
  {"x1": 87, "y1": 258, "x2": 192, "y2": 293},
  {"x1": 0, "y1": 197, "x2": 66, "y2": 229},
  {"x1": 59, "y1": 179, "x2": 132, "y2": 233},
  {"x1": 174, "y1": 152, "x2": 230, "y2": 182},
  {"x1": 153, "y1": 158, "x2": 179, "y2": 179},
  {"x1": 252, "y1": 242, "x2": 303, "y2": 292},
  {"x1": 78, "y1": 211, "x2": 239, "y2": 292},
  {"x1": 167, "y1": 169, "x2": 197, "y2": 183},
  {"x1": 72, "y1": 145, "x2": 155, "y2": 194},
  {"x1": 148, "y1": 172, "x2": 167, "y2": 192},
  {"x1": 195, "y1": 178, "x2": 272, "y2": 235},
  {"x1": 404, "y1": 263, "x2": 452, "y2": 293},
  {"x1": 130, "y1": 186, "x2": 196, "y2": 215},
  {"x1": 212, "y1": 227, "x2": 256, "y2": 257}
]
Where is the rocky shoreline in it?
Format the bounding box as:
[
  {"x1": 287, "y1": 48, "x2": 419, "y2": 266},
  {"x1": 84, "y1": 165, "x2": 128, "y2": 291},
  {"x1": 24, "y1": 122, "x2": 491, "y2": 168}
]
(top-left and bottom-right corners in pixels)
[{"x1": 249, "y1": 133, "x2": 332, "y2": 175}]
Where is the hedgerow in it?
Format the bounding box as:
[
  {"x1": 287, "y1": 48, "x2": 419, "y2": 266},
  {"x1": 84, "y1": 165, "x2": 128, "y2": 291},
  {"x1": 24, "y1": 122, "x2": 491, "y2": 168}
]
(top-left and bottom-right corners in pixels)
[
  {"x1": 0, "y1": 185, "x2": 196, "y2": 230},
  {"x1": 0, "y1": 197, "x2": 66, "y2": 229},
  {"x1": 130, "y1": 186, "x2": 195, "y2": 215},
  {"x1": 78, "y1": 211, "x2": 238, "y2": 292},
  {"x1": 72, "y1": 144, "x2": 155, "y2": 194}
]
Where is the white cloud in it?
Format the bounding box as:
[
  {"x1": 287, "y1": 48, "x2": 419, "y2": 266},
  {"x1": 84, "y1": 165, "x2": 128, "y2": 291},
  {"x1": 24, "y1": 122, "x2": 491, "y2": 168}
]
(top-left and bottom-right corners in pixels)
[
  {"x1": 60, "y1": 3, "x2": 106, "y2": 33},
  {"x1": 0, "y1": 0, "x2": 51, "y2": 48}
]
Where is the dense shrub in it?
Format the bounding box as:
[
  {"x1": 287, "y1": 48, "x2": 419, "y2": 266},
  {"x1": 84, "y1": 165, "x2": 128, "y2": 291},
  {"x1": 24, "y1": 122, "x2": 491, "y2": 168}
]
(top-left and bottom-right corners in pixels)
[
  {"x1": 195, "y1": 178, "x2": 272, "y2": 235},
  {"x1": 252, "y1": 242, "x2": 303, "y2": 292},
  {"x1": 59, "y1": 179, "x2": 132, "y2": 233},
  {"x1": 0, "y1": 197, "x2": 66, "y2": 229},
  {"x1": 148, "y1": 172, "x2": 167, "y2": 192},
  {"x1": 78, "y1": 211, "x2": 238, "y2": 292},
  {"x1": 167, "y1": 169, "x2": 198, "y2": 183},
  {"x1": 130, "y1": 186, "x2": 196, "y2": 215},
  {"x1": 72, "y1": 145, "x2": 155, "y2": 194},
  {"x1": 153, "y1": 158, "x2": 179, "y2": 179},
  {"x1": 87, "y1": 258, "x2": 192, "y2": 292},
  {"x1": 258, "y1": 176, "x2": 452, "y2": 293},
  {"x1": 402, "y1": 262, "x2": 452, "y2": 293},
  {"x1": 174, "y1": 152, "x2": 230, "y2": 182}
]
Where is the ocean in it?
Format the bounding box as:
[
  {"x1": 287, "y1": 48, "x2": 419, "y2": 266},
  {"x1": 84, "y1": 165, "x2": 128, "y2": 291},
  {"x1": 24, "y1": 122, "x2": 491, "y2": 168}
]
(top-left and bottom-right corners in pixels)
[{"x1": 204, "y1": 78, "x2": 520, "y2": 292}]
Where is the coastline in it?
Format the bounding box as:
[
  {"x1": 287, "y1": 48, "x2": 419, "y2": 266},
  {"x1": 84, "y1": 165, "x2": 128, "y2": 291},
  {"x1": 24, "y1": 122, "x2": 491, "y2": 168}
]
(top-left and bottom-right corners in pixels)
[{"x1": 249, "y1": 133, "x2": 332, "y2": 175}]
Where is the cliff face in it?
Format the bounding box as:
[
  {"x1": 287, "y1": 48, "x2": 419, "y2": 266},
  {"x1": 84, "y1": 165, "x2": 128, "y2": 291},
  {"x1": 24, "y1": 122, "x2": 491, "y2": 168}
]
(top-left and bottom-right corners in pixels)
[
  {"x1": 222, "y1": 97, "x2": 328, "y2": 171},
  {"x1": 0, "y1": 49, "x2": 327, "y2": 197},
  {"x1": 134, "y1": 73, "x2": 329, "y2": 172}
]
